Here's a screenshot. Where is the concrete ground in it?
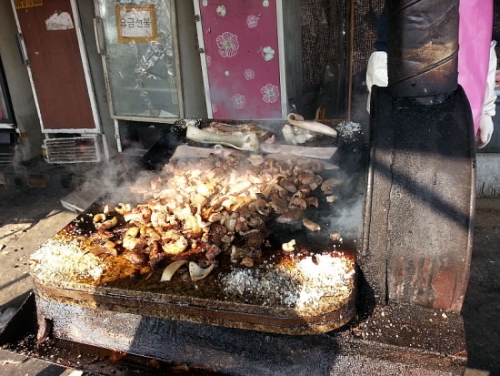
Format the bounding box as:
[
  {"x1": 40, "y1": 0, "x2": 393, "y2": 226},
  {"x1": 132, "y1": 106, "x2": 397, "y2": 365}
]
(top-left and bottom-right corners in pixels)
[{"x1": 0, "y1": 159, "x2": 498, "y2": 375}]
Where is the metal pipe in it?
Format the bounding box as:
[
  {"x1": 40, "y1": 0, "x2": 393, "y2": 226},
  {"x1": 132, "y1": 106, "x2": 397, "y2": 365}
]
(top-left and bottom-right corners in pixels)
[{"x1": 387, "y1": 0, "x2": 459, "y2": 101}]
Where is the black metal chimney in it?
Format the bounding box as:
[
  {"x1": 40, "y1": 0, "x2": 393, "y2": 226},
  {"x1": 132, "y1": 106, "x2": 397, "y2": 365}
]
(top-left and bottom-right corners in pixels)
[{"x1": 386, "y1": 0, "x2": 459, "y2": 101}]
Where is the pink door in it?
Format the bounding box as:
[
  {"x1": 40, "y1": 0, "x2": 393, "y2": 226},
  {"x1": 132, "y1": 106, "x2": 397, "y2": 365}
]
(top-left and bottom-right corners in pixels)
[{"x1": 198, "y1": 0, "x2": 282, "y2": 119}]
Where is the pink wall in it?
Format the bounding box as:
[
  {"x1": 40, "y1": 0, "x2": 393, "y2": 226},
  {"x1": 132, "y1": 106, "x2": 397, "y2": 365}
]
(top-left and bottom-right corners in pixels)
[{"x1": 198, "y1": 0, "x2": 282, "y2": 119}]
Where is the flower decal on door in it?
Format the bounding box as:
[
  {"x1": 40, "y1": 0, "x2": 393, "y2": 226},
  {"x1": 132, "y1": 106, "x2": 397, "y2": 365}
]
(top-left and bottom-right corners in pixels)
[
  {"x1": 261, "y1": 46, "x2": 275, "y2": 61},
  {"x1": 231, "y1": 94, "x2": 246, "y2": 109},
  {"x1": 261, "y1": 84, "x2": 279, "y2": 103},
  {"x1": 216, "y1": 5, "x2": 227, "y2": 17},
  {"x1": 247, "y1": 15, "x2": 259, "y2": 28},
  {"x1": 244, "y1": 69, "x2": 255, "y2": 80},
  {"x1": 216, "y1": 32, "x2": 239, "y2": 58}
]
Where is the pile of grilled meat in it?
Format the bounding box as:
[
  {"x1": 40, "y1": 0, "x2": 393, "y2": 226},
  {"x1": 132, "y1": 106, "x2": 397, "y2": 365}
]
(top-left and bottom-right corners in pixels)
[{"x1": 77, "y1": 149, "x2": 344, "y2": 282}]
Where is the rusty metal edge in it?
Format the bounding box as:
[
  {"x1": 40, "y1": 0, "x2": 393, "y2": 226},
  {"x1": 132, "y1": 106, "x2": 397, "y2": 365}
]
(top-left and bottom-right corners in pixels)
[{"x1": 33, "y1": 282, "x2": 357, "y2": 336}]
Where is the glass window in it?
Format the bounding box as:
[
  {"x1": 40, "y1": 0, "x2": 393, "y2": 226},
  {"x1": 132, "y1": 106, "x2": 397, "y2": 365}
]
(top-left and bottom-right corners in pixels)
[{"x1": 98, "y1": 0, "x2": 180, "y2": 119}]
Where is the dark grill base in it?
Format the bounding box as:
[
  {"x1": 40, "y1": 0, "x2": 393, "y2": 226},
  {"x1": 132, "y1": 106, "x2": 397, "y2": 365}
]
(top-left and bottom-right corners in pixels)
[{"x1": 34, "y1": 294, "x2": 466, "y2": 375}]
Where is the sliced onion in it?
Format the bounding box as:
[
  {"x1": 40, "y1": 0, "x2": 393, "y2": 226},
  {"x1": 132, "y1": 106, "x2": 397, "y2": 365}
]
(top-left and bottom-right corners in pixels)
[
  {"x1": 160, "y1": 260, "x2": 188, "y2": 282},
  {"x1": 189, "y1": 261, "x2": 215, "y2": 281},
  {"x1": 123, "y1": 212, "x2": 142, "y2": 222}
]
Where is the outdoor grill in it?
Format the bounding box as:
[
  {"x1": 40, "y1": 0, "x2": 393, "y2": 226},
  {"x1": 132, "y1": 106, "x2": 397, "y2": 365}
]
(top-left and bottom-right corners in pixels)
[
  {"x1": 21, "y1": 0, "x2": 475, "y2": 374},
  {"x1": 30, "y1": 118, "x2": 366, "y2": 336}
]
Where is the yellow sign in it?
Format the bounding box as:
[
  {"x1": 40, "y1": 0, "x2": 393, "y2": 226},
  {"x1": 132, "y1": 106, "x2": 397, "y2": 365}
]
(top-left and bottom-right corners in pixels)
[
  {"x1": 15, "y1": 0, "x2": 43, "y2": 9},
  {"x1": 116, "y1": 5, "x2": 158, "y2": 44}
]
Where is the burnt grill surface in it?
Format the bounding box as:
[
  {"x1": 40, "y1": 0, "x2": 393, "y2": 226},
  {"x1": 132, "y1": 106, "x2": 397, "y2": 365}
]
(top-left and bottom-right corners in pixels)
[{"x1": 30, "y1": 120, "x2": 368, "y2": 335}]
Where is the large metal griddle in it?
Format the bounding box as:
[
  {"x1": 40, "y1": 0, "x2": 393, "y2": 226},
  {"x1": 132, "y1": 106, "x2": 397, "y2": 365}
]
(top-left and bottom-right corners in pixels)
[{"x1": 31, "y1": 119, "x2": 366, "y2": 336}]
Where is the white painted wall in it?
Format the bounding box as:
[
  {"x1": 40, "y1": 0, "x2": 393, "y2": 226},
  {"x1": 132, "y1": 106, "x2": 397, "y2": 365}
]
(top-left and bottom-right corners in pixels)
[{"x1": 76, "y1": 0, "x2": 117, "y2": 157}]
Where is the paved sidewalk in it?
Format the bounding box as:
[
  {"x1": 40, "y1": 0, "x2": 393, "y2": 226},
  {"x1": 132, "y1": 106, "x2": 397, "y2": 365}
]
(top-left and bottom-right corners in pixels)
[{"x1": 0, "y1": 348, "x2": 89, "y2": 376}]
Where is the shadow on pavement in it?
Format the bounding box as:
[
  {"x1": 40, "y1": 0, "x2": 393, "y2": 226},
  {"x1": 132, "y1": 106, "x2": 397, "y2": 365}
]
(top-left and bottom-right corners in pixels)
[{"x1": 462, "y1": 199, "x2": 500, "y2": 375}]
